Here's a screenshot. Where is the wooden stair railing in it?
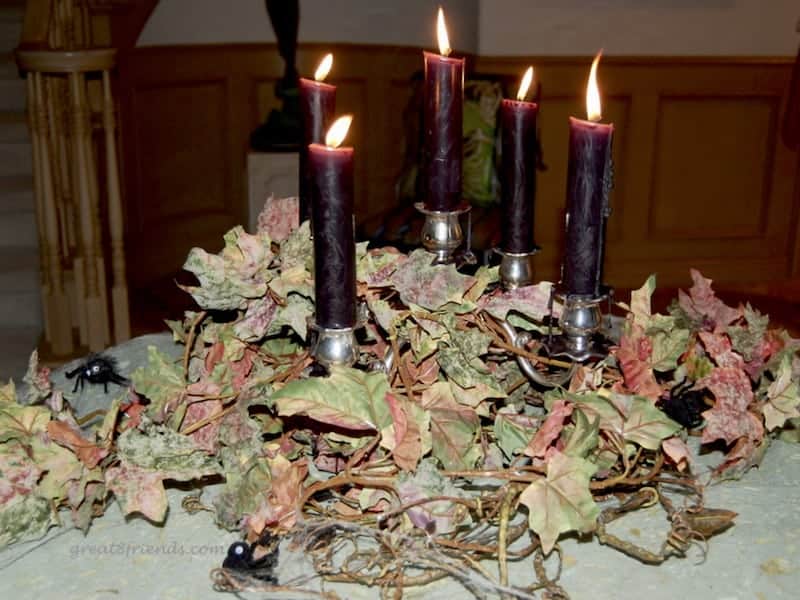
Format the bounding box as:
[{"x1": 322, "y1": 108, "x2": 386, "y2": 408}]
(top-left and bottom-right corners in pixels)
[{"x1": 15, "y1": 0, "x2": 130, "y2": 355}]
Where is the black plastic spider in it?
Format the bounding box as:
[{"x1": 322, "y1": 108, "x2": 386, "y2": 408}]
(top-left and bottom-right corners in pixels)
[
  {"x1": 660, "y1": 379, "x2": 707, "y2": 429},
  {"x1": 65, "y1": 354, "x2": 129, "y2": 393},
  {"x1": 222, "y1": 530, "x2": 280, "y2": 584}
]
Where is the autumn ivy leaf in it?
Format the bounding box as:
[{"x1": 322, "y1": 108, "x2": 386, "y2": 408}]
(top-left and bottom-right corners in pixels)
[
  {"x1": 678, "y1": 269, "x2": 742, "y2": 332},
  {"x1": 519, "y1": 451, "x2": 599, "y2": 554},
  {"x1": 0, "y1": 442, "x2": 42, "y2": 508},
  {"x1": 357, "y1": 247, "x2": 407, "y2": 287},
  {"x1": 436, "y1": 345, "x2": 506, "y2": 398},
  {"x1": 380, "y1": 393, "x2": 428, "y2": 472},
  {"x1": 464, "y1": 265, "x2": 499, "y2": 302},
  {"x1": 622, "y1": 396, "x2": 681, "y2": 450},
  {"x1": 279, "y1": 220, "x2": 312, "y2": 271},
  {"x1": 213, "y1": 436, "x2": 271, "y2": 530},
  {"x1": 0, "y1": 380, "x2": 15, "y2": 404},
  {"x1": 22, "y1": 350, "x2": 52, "y2": 404},
  {"x1": 626, "y1": 275, "x2": 656, "y2": 330},
  {"x1": 525, "y1": 399, "x2": 574, "y2": 459},
  {"x1": 549, "y1": 390, "x2": 624, "y2": 436},
  {"x1": 562, "y1": 409, "x2": 600, "y2": 459},
  {"x1": 46, "y1": 420, "x2": 109, "y2": 468},
  {"x1": 0, "y1": 493, "x2": 54, "y2": 548},
  {"x1": 480, "y1": 281, "x2": 559, "y2": 322},
  {"x1": 646, "y1": 314, "x2": 691, "y2": 372},
  {"x1": 233, "y1": 296, "x2": 278, "y2": 342},
  {"x1": 105, "y1": 463, "x2": 169, "y2": 523},
  {"x1": 269, "y1": 264, "x2": 314, "y2": 300},
  {"x1": 256, "y1": 195, "x2": 299, "y2": 242},
  {"x1": 421, "y1": 382, "x2": 483, "y2": 470},
  {"x1": 367, "y1": 295, "x2": 405, "y2": 335},
  {"x1": 396, "y1": 458, "x2": 473, "y2": 534},
  {"x1": 269, "y1": 294, "x2": 313, "y2": 340},
  {"x1": 614, "y1": 328, "x2": 663, "y2": 400},
  {"x1": 661, "y1": 436, "x2": 693, "y2": 472},
  {"x1": 131, "y1": 346, "x2": 185, "y2": 422},
  {"x1": 764, "y1": 356, "x2": 800, "y2": 431},
  {"x1": 700, "y1": 367, "x2": 762, "y2": 446},
  {"x1": 0, "y1": 403, "x2": 51, "y2": 443},
  {"x1": 181, "y1": 226, "x2": 274, "y2": 311},
  {"x1": 246, "y1": 455, "x2": 308, "y2": 534},
  {"x1": 273, "y1": 367, "x2": 392, "y2": 432},
  {"x1": 698, "y1": 331, "x2": 745, "y2": 370},
  {"x1": 494, "y1": 409, "x2": 540, "y2": 460},
  {"x1": 391, "y1": 249, "x2": 476, "y2": 311},
  {"x1": 30, "y1": 434, "x2": 84, "y2": 501},
  {"x1": 116, "y1": 422, "x2": 220, "y2": 478},
  {"x1": 727, "y1": 304, "x2": 769, "y2": 362}
]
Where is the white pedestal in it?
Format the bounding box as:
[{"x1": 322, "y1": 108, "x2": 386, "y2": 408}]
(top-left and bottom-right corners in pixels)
[{"x1": 246, "y1": 152, "x2": 299, "y2": 232}]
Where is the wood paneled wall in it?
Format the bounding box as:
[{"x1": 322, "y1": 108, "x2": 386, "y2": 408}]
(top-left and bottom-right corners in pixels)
[{"x1": 117, "y1": 44, "x2": 798, "y2": 293}]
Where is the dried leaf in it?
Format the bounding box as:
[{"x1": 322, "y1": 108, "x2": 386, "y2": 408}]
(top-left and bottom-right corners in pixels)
[
  {"x1": 0, "y1": 493, "x2": 54, "y2": 548},
  {"x1": 381, "y1": 393, "x2": 427, "y2": 472},
  {"x1": 764, "y1": 356, "x2": 800, "y2": 431},
  {"x1": 273, "y1": 367, "x2": 392, "y2": 432},
  {"x1": 247, "y1": 455, "x2": 308, "y2": 534},
  {"x1": 519, "y1": 451, "x2": 599, "y2": 554},
  {"x1": 614, "y1": 329, "x2": 663, "y2": 400},
  {"x1": 46, "y1": 420, "x2": 109, "y2": 468},
  {"x1": 131, "y1": 346, "x2": 185, "y2": 422},
  {"x1": 0, "y1": 443, "x2": 42, "y2": 508},
  {"x1": 396, "y1": 459, "x2": 472, "y2": 534},
  {"x1": 661, "y1": 436, "x2": 693, "y2": 472},
  {"x1": 524, "y1": 399, "x2": 574, "y2": 459},
  {"x1": 622, "y1": 396, "x2": 681, "y2": 450},
  {"x1": 105, "y1": 464, "x2": 168, "y2": 523},
  {"x1": 700, "y1": 367, "x2": 762, "y2": 446},
  {"x1": 234, "y1": 296, "x2": 278, "y2": 342},
  {"x1": 678, "y1": 269, "x2": 742, "y2": 332},
  {"x1": 391, "y1": 249, "x2": 476, "y2": 311},
  {"x1": 698, "y1": 331, "x2": 745, "y2": 370},
  {"x1": 257, "y1": 195, "x2": 299, "y2": 242},
  {"x1": 494, "y1": 409, "x2": 540, "y2": 460},
  {"x1": 0, "y1": 403, "x2": 51, "y2": 443},
  {"x1": 357, "y1": 247, "x2": 407, "y2": 287},
  {"x1": 116, "y1": 422, "x2": 220, "y2": 478},
  {"x1": 23, "y1": 350, "x2": 52, "y2": 404},
  {"x1": 480, "y1": 281, "x2": 559, "y2": 322},
  {"x1": 181, "y1": 226, "x2": 273, "y2": 311},
  {"x1": 421, "y1": 382, "x2": 482, "y2": 470},
  {"x1": 562, "y1": 410, "x2": 600, "y2": 459}
]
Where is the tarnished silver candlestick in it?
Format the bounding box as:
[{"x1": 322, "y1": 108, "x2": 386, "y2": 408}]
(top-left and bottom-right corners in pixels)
[
  {"x1": 495, "y1": 248, "x2": 539, "y2": 290},
  {"x1": 308, "y1": 303, "x2": 367, "y2": 369},
  {"x1": 546, "y1": 288, "x2": 612, "y2": 363},
  {"x1": 415, "y1": 202, "x2": 471, "y2": 264}
]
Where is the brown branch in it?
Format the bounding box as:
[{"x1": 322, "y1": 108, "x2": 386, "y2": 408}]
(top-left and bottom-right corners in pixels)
[{"x1": 183, "y1": 310, "x2": 207, "y2": 380}]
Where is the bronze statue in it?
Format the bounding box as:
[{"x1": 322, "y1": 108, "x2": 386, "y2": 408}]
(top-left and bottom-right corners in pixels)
[{"x1": 250, "y1": 0, "x2": 302, "y2": 151}]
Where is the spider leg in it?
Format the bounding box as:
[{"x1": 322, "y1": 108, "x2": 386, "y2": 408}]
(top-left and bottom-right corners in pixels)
[
  {"x1": 109, "y1": 372, "x2": 130, "y2": 387},
  {"x1": 72, "y1": 376, "x2": 80, "y2": 393},
  {"x1": 65, "y1": 366, "x2": 81, "y2": 379},
  {"x1": 104, "y1": 381, "x2": 108, "y2": 394}
]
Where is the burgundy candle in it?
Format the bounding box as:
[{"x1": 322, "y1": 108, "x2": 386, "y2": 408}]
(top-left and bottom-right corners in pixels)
[
  {"x1": 422, "y1": 8, "x2": 464, "y2": 212},
  {"x1": 308, "y1": 116, "x2": 356, "y2": 329},
  {"x1": 500, "y1": 66, "x2": 538, "y2": 254},
  {"x1": 563, "y1": 53, "x2": 614, "y2": 297},
  {"x1": 299, "y1": 53, "x2": 336, "y2": 224}
]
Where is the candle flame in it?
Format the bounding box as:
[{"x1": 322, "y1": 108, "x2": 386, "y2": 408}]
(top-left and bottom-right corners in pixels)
[
  {"x1": 437, "y1": 7, "x2": 452, "y2": 57},
  {"x1": 586, "y1": 51, "x2": 603, "y2": 121},
  {"x1": 516, "y1": 66, "x2": 533, "y2": 101},
  {"x1": 314, "y1": 53, "x2": 333, "y2": 82},
  {"x1": 325, "y1": 115, "x2": 353, "y2": 148}
]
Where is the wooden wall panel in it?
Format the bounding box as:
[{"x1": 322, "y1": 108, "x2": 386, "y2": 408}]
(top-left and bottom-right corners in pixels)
[{"x1": 116, "y1": 46, "x2": 798, "y2": 300}]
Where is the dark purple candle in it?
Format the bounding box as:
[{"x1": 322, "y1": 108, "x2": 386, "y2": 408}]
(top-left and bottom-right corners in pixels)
[
  {"x1": 563, "y1": 54, "x2": 614, "y2": 297},
  {"x1": 308, "y1": 116, "x2": 356, "y2": 329},
  {"x1": 422, "y1": 9, "x2": 464, "y2": 212},
  {"x1": 500, "y1": 67, "x2": 538, "y2": 254},
  {"x1": 299, "y1": 54, "x2": 336, "y2": 224}
]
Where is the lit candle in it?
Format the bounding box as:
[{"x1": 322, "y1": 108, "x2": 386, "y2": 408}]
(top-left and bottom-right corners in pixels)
[
  {"x1": 563, "y1": 52, "x2": 614, "y2": 296},
  {"x1": 423, "y1": 8, "x2": 464, "y2": 212},
  {"x1": 308, "y1": 115, "x2": 356, "y2": 329},
  {"x1": 500, "y1": 66, "x2": 538, "y2": 254},
  {"x1": 299, "y1": 53, "x2": 336, "y2": 224}
]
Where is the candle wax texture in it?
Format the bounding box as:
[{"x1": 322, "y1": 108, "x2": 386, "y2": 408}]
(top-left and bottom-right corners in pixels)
[
  {"x1": 308, "y1": 143, "x2": 356, "y2": 329},
  {"x1": 563, "y1": 117, "x2": 613, "y2": 296},
  {"x1": 299, "y1": 78, "x2": 336, "y2": 223},
  {"x1": 500, "y1": 98, "x2": 539, "y2": 254},
  {"x1": 423, "y1": 51, "x2": 464, "y2": 212}
]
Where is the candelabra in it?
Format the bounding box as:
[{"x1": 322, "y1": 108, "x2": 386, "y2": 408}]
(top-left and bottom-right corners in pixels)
[
  {"x1": 494, "y1": 248, "x2": 539, "y2": 290},
  {"x1": 415, "y1": 202, "x2": 471, "y2": 264}
]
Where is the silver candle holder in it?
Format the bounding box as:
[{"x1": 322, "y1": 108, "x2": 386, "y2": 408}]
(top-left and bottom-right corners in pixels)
[
  {"x1": 308, "y1": 303, "x2": 368, "y2": 369},
  {"x1": 545, "y1": 289, "x2": 611, "y2": 363},
  {"x1": 495, "y1": 248, "x2": 539, "y2": 290},
  {"x1": 415, "y1": 202, "x2": 471, "y2": 265}
]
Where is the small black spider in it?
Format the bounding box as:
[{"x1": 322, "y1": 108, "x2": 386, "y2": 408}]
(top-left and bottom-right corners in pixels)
[
  {"x1": 65, "y1": 354, "x2": 130, "y2": 394},
  {"x1": 660, "y1": 379, "x2": 707, "y2": 429},
  {"x1": 222, "y1": 530, "x2": 280, "y2": 584}
]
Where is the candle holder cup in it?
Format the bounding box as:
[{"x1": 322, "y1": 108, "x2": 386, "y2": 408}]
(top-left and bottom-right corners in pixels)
[
  {"x1": 309, "y1": 303, "x2": 367, "y2": 369},
  {"x1": 415, "y1": 202, "x2": 471, "y2": 265},
  {"x1": 495, "y1": 247, "x2": 540, "y2": 290},
  {"x1": 545, "y1": 287, "x2": 613, "y2": 363}
]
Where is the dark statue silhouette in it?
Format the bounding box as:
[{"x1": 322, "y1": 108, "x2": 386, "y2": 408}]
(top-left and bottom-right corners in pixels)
[{"x1": 250, "y1": 0, "x2": 302, "y2": 151}]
